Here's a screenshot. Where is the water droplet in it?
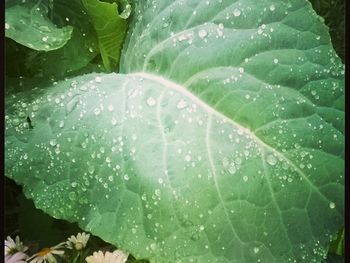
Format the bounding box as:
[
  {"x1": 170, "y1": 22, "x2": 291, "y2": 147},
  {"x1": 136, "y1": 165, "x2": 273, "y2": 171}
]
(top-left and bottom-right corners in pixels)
[
  {"x1": 254, "y1": 247, "x2": 260, "y2": 253},
  {"x1": 273, "y1": 58, "x2": 279, "y2": 64},
  {"x1": 42, "y1": 36, "x2": 48, "y2": 42},
  {"x1": 108, "y1": 105, "x2": 114, "y2": 112},
  {"x1": 111, "y1": 118, "x2": 117, "y2": 125},
  {"x1": 95, "y1": 76, "x2": 102, "y2": 83},
  {"x1": 198, "y1": 29, "x2": 207, "y2": 39},
  {"x1": 329, "y1": 202, "x2": 335, "y2": 209},
  {"x1": 94, "y1": 108, "x2": 101, "y2": 115},
  {"x1": 269, "y1": 4, "x2": 275, "y2": 11},
  {"x1": 5, "y1": 23, "x2": 10, "y2": 29},
  {"x1": 49, "y1": 139, "x2": 57, "y2": 146},
  {"x1": 228, "y1": 164, "x2": 236, "y2": 175},
  {"x1": 150, "y1": 243, "x2": 157, "y2": 251},
  {"x1": 12, "y1": 118, "x2": 20, "y2": 126},
  {"x1": 243, "y1": 176, "x2": 248, "y2": 182},
  {"x1": 108, "y1": 176, "x2": 114, "y2": 182},
  {"x1": 266, "y1": 154, "x2": 277, "y2": 166},
  {"x1": 233, "y1": 8, "x2": 241, "y2": 17},
  {"x1": 71, "y1": 182, "x2": 77, "y2": 188},
  {"x1": 88, "y1": 166, "x2": 95, "y2": 174},
  {"x1": 69, "y1": 192, "x2": 77, "y2": 201},
  {"x1": 146, "y1": 97, "x2": 156, "y2": 107},
  {"x1": 59, "y1": 120, "x2": 65, "y2": 128},
  {"x1": 124, "y1": 174, "x2": 130, "y2": 181},
  {"x1": 177, "y1": 99, "x2": 188, "y2": 109},
  {"x1": 199, "y1": 225, "x2": 205, "y2": 231}
]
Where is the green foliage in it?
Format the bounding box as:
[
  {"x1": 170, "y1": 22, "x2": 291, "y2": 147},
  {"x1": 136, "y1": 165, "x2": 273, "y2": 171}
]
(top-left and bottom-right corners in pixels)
[
  {"x1": 24, "y1": 0, "x2": 100, "y2": 79},
  {"x1": 4, "y1": 0, "x2": 129, "y2": 80},
  {"x1": 5, "y1": 0, "x2": 344, "y2": 262},
  {"x1": 328, "y1": 228, "x2": 344, "y2": 256},
  {"x1": 82, "y1": 0, "x2": 130, "y2": 71},
  {"x1": 309, "y1": 0, "x2": 345, "y2": 62},
  {"x1": 5, "y1": 1, "x2": 73, "y2": 51}
]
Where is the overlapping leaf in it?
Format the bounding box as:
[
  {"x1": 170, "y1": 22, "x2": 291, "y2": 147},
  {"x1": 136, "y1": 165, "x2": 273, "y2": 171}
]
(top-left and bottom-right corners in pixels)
[
  {"x1": 82, "y1": 0, "x2": 130, "y2": 71},
  {"x1": 5, "y1": 2, "x2": 73, "y2": 51}
]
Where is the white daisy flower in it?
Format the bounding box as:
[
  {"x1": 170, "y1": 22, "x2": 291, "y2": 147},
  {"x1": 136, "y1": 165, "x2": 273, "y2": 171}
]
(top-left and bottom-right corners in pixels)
[
  {"x1": 28, "y1": 242, "x2": 65, "y2": 263},
  {"x1": 66, "y1": 232, "x2": 90, "y2": 250},
  {"x1": 4, "y1": 236, "x2": 28, "y2": 256},
  {"x1": 85, "y1": 250, "x2": 129, "y2": 263},
  {"x1": 5, "y1": 252, "x2": 28, "y2": 263}
]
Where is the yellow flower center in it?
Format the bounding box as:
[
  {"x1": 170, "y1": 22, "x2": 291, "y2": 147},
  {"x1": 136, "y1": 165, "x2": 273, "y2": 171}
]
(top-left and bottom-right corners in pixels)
[
  {"x1": 75, "y1": 242, "x2": 83, "y2": 250},
  {"x1": 38, "y1": 248, "x2": 52, "y2": 256}
]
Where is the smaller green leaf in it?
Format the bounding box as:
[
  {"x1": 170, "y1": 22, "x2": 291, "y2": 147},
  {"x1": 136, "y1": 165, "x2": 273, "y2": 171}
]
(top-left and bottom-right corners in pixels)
[
  {"x1": 5, "y1": 4, "x2": 73, "y2": 51},
  {"x1": 82, "y1": 0, "x2": 129, "y2": 71},
  {"x1": 25, "y1": 30, "x2": 99, "y2": 78},
  {"x1": 328, "y1": 227, "x2": 344, "y2": 256}
]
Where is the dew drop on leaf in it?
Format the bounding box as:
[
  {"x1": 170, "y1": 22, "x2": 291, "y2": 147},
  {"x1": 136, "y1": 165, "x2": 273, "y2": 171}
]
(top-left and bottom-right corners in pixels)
[
  {"x1": 68, "y1": 192, "x2": 76, "y2": 201},
  {"x1": 94, "y1": 108, "x2": 101, "y2": 115},
  {"x1": 88, "y1": 165, "x2": 95, "y2": 174},
  {"x1": 266, "y1": 154, "x2": 277, "y2": 166},
  {"x1": 49, "y1": 139, "x2": 57, "y2": 146},
  {"x1": 228, "y1": 165, "x2": 236, "y2": 175},
  {"x1": 12, "y1": 118, "x2": 20, "y2": 126},
  {"x1": 150, "y1": 243, "x2": 157, "y2": 251},
  {"x1": 111, "y1": 118, "x2": 117, "y2": 125},
  {"x1": 198, "y1": 29, "x2": 207, "y2": 39},
  {"x1": 233, "y1": 8, "x2": 241, "y2": 17},
  {"x1": 177, "y1": 99, "x2": 188, "y2": 109},
  {"x1": 146, "y1": 97, "x2": 156, "y2": 106},
  {"x1": 108, "y1": 105, "x2": 114, "y2": 112}
]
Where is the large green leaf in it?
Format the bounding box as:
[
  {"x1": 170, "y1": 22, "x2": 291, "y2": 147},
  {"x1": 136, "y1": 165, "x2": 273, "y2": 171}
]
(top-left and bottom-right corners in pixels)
[
  {"x1": 5, "y1": 0, "x2": 344, "y2": 262},
  {"x1": 5, "y1": 1, "x2": 73, "y2": 51},
  {"x1": 82, "y1": 0, "x2": 130, "y2": 71}
]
